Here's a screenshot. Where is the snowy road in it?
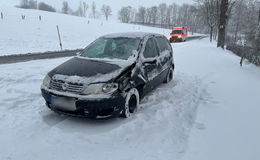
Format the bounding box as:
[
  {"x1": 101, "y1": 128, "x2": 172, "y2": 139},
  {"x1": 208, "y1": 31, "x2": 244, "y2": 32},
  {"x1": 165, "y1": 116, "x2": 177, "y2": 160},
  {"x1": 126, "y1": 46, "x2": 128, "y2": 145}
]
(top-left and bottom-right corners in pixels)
[{"x1": 0, "y1": 38, "x2": 259, "y2": 160}]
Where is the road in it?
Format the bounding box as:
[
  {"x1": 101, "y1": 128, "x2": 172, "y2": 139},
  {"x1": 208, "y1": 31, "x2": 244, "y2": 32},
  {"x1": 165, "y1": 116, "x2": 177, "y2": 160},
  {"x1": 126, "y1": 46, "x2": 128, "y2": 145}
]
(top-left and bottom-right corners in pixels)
[
  {"x1": 0, "y1": 36, "x2": 205, "y2": 64},
  {"x1": 0, "y1": 49, "x2": 83, "y2": 64}
]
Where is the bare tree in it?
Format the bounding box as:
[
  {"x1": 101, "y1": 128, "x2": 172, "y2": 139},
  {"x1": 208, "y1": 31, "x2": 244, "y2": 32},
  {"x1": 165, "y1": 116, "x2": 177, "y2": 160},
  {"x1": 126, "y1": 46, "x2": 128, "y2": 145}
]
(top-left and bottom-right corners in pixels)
[
  {"x1": 19, "y1": 0, "x2": 29, "y2": 9},
  {"x1": 217, "y1": 0, "x2": 229, "y2": 48},
  {"x1": 91, "y1": 2, "x2": 97, "y2": 19},
  {"x1": 158, "y1": 3, "x2": 167, "y2": 26},
  {"x1": 62, "y1": 1, "x2": 69, "y2": 14},
  {"x1": 196, "y1": 0, "x2": 221, "y2": 42},
  {"x1": 101, "y1": 5, "x2": 112, "y2": 21},
  {"x1": 83, "y1": 2, "x2": 88, "y2": 17},
  {"x1": 77, "y1": 2, "x2": 84, "y2": 17},
  {"x1": 255, "y1": 7, "x2": 260, "y2": 55},
  {"x1": 18, "y1": 0, "x2": 37, "y2": 9},
  {"x1": 118, "y1": 6, "x2": 133, "y2": 23},
  {"x1": 38, "y1": 2, "x2": 56, "y2": 12},
  {"x1": 28, "y1": 0, "x2": 37, "y2": 9},
  {"x1": 136, "y1": 7, "x2": 146, "y2": 24},
  {"x1": 150, "y1": 6, "x2": 158, "y2": 25}
]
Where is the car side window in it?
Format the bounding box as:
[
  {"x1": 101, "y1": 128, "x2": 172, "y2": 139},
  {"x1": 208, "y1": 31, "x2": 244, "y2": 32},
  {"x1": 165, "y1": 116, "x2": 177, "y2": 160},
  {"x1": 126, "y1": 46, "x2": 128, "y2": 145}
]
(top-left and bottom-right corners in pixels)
[
  {"x1": 155, "y1": 37, "x2": 171, "y2": 53},
  {"x1": 143, "y1": 38, "x2": 158, "y2": 58}
]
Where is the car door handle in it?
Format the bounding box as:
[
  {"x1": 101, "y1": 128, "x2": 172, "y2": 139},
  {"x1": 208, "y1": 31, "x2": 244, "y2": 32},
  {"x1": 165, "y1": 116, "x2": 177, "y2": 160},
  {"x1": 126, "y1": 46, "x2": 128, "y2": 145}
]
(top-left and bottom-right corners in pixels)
[{"x1": 143, "y1": 59, "x2": 157, "y2": 65}]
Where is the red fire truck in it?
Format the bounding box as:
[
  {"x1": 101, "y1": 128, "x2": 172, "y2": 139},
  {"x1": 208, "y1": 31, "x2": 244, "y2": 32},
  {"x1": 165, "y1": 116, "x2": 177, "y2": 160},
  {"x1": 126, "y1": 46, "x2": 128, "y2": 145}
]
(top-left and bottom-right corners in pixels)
[{"x1": 169, "y1": 27, "x2": 188, "y2": 42}]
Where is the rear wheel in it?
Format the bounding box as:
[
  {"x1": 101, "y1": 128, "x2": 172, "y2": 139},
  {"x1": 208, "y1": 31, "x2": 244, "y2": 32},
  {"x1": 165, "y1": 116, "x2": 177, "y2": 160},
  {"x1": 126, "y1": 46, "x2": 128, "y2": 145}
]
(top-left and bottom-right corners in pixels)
[{"x1": 121, "y1": 88, "x2": 139, "y2": 118}]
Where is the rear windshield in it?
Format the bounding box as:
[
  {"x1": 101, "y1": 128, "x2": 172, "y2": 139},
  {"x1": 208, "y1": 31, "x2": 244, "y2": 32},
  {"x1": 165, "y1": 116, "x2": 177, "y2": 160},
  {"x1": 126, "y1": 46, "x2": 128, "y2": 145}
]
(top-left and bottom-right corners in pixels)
[
  {"x1": 80, "y1": 37, "x2": 141, "y2": 60},
  {"x1": 171, "y1": 30, "x2": 182, "y2": 34}
]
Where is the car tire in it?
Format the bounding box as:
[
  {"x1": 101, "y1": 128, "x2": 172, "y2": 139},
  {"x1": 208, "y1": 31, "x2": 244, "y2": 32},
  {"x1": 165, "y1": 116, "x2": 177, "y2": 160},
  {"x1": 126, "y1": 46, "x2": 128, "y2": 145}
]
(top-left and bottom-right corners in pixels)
[
  {"x1": 121, "y1": 88, "x2": 139, "y2": 118},
  {"x1": 164, "y1": 67, "x2": 174, "y2": 83}
]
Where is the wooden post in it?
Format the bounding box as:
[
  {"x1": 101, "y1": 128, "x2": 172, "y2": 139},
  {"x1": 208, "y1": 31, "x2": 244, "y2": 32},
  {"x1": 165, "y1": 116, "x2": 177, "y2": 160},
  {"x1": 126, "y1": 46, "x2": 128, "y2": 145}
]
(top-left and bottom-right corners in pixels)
[
  {"x1": 39, "y1": 15, "x2": 41, "y2": 21},
  {"x1": 1, "y1": 12, "x2": 3, "y2": 19},
  {"x1": 56, "y1": 25, "x2": 63, "y2": 50}
]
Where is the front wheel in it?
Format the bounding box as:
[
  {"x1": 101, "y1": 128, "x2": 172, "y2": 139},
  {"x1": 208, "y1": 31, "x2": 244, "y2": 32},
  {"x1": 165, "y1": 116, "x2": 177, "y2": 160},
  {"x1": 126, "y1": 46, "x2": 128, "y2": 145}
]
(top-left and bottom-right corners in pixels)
[
  {"x1": 164, "y1": 67, "x2": 174, "y2": 83},
  {"x1": 121, "y1": 88, "x2": 140, "y2": 118}
]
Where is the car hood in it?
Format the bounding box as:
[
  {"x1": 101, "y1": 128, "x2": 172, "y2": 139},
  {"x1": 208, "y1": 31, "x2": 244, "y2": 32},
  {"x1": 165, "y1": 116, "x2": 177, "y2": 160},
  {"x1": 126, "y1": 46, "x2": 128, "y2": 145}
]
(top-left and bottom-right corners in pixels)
[{"x1": 49, "y1": 57, "x2": 134, "y2": 84}]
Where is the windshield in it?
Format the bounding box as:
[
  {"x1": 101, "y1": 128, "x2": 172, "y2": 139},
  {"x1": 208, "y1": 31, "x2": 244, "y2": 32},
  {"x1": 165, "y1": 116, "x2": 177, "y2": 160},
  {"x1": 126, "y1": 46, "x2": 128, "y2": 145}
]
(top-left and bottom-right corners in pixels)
[
  {"x1": 171, "y1": 30, "x2": 182, "y2": 34},
  {"x1": 80, "y1": 37, "x2": 141, "y2": 60}
]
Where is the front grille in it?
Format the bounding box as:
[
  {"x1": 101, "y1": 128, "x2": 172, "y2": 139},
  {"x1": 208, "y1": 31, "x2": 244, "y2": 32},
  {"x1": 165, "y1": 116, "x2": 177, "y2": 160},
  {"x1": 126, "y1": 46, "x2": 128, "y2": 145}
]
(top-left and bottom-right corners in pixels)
[{"x1": 50, "y1": 80, "x2": 84, "y2": 94}]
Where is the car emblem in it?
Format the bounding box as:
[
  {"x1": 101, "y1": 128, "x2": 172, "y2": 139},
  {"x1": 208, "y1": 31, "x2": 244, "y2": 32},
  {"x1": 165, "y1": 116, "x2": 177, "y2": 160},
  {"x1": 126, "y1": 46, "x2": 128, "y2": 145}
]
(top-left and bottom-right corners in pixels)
[{"x1": 62, "y1": 82, "x2": 69, "y2": 91}]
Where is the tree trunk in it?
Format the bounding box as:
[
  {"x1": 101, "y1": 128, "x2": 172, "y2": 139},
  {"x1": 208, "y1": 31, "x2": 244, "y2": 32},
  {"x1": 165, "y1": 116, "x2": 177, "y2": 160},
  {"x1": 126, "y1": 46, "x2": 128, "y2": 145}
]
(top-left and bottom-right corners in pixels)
[
  {"x1": 255, "y1": 7, "x2": 260, "y2": 55},
  {"x1": 210, "y1": 26, "x2": 213, "y2": 42},
  {"x1": 217, "y1": 0, "x2": 229, "y2": 49}
]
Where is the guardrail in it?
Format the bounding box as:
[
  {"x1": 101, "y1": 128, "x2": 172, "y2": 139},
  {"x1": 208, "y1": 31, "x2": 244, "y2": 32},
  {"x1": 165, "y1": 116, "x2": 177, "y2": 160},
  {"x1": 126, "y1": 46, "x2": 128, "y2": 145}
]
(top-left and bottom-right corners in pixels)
[{"x1": 0, "y1": 49, "x2": 84, "y2": 64}]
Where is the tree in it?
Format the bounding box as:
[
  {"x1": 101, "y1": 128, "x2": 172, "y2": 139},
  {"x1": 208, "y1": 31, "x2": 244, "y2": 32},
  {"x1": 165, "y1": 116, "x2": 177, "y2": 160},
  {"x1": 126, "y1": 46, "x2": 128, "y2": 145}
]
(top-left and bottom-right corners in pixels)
[
  {"x1": 101, "y1": 5, "x2": 112, "y2": 21},
  {"x1": 150, "y1": 6, "x2": 158, "y2": 25},
  {"x1": 38, "y1": 2, "x2": 56, "y2": 12},
  {"x1": 18, "y1": 0, "x2": 37, "y2": 9},
  {"x1": 19, "y1": 0, "x2": 29, "y2": 9},
  {"x1": 255, "y1": 7, "x2": 260, "y2": 55},
  {"x1": 196, "y1": 0, "x2": 221, "y2": 42},
  {"x1": 136, "y1": 7, "x2": 146, "y2": 24},
  {"x1": 83, "y1": 2, "x2": 89, "y2": 17},
  {"x1": 77, "y1": 2, "x2": 84, "y2": 17},
  {"x1": 62, "y1": 1, "x2": 69, "y2": 14},
  {"x1": 158, "y1": 3, "x2": 167, "y2": 26},
  {"x1": 28, "y1": 0, "x2": 37, "y2": 9},
  {"x1": 91, "y1": 2, "x2": 97, "y2": 19},
  {"x1": 118, "y1": 6, "x2": 133, "y2": 23},
  {"x1": 217, "y1": 0, "x2": 229, "y2": 48}
]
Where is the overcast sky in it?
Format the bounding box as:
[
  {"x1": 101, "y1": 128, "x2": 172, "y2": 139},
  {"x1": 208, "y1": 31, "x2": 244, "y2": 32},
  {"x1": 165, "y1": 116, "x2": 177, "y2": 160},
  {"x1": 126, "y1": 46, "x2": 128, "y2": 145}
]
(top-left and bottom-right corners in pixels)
[{"x1": 0, "y1": 0, "x2": 195, "y2": 11}]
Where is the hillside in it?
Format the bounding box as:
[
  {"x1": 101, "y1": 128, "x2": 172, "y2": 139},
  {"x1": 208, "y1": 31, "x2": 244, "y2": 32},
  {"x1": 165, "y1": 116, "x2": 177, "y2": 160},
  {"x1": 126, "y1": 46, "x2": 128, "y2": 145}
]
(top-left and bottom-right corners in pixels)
[{"x1": 0, "y1": 6, "x2": 170, "y2": 56}]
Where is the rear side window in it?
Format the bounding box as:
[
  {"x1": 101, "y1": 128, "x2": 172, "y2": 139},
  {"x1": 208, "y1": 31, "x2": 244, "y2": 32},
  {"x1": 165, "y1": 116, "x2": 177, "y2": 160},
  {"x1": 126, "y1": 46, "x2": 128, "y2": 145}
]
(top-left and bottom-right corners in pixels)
[
  {"x1": 155, "y1": 37, "x2": 171, "y2": 53},
  {"x1": 143, "y1": 38, "x2": 158, "y2": 58}
]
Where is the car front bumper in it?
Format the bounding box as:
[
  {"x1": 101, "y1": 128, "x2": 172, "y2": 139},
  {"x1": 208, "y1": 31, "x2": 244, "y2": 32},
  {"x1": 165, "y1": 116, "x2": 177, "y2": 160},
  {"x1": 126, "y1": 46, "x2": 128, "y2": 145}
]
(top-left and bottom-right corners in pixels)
[
  {"x1": 170, "y1": 37, "x2": 182, "y2": 42},
  {"x1": 41, "y1": 89, "x2": 126, "y2": 119}
]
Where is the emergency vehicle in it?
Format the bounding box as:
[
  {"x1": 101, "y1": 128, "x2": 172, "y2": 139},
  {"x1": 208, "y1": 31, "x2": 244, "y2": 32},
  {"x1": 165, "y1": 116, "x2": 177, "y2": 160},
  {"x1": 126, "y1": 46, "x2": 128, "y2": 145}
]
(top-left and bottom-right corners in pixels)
[{"x1": 169, "y1": 27, "x2": 188, "y2": 42}]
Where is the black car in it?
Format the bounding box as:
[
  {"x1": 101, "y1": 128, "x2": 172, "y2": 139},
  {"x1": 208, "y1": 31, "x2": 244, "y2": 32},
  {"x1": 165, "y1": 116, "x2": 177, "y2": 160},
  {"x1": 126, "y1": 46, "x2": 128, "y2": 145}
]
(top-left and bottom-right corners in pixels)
[{"x1": 41, "y1": 32, "x2": 174, "y2": 118}]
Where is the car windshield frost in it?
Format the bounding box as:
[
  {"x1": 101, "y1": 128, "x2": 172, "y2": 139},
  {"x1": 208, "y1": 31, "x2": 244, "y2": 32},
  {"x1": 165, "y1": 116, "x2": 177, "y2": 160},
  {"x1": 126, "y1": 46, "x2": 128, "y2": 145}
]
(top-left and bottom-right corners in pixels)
[{"x1": 80, "y1": 37, "x2": 141, "y2": 60}]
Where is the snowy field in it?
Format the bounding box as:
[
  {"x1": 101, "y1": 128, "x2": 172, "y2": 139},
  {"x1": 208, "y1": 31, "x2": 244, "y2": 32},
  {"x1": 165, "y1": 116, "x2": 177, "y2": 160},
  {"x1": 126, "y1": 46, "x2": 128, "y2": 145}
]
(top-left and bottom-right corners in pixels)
[
  {"x1": 0, "y1": 6, "x2": 171, "y2": 56},
  {"x1": 0, "y1": 37, "x2": 260, "y2": 160}
]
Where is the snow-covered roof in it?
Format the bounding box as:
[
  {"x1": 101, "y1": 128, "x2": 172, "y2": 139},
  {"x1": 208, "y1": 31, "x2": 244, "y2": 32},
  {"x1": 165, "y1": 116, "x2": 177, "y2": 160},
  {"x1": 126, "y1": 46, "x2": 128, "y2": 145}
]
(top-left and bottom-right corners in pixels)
[{"x1": 102, "y1": 32, "x2": 163, "y2": 39}]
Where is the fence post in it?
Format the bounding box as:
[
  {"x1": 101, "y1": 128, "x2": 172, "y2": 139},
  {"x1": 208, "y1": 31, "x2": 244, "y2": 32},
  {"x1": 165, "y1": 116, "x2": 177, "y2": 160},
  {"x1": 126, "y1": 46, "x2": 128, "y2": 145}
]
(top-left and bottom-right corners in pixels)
[
  {"x1": 39, "y1": 15, "x2": 41, "y2": 21},
  {"x1": 56, "y1": 25, "x2": 63, "y2": 50},
  {"x1": 1, "y1": 12, "x2": 3, "y2": 19}
]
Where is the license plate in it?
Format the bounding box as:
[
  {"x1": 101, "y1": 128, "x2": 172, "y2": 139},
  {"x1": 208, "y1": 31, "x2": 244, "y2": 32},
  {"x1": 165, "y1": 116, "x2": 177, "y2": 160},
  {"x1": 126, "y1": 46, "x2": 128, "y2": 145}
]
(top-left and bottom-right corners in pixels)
[{"x1": 50, "y1": 96, "x2": 76, "y2": 111}]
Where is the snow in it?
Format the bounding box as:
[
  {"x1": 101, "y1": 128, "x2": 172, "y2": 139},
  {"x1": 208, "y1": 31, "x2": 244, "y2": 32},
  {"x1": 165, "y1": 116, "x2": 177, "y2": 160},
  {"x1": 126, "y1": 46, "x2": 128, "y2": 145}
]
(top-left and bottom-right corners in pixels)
[
  {"x1": 1, "y1": 36, "x2": 259, "y2": 160},
  {"x1": 0, "y1": 6, "x2": 170, "y2": 56},
  {"x1": 0, "y1": 7, "x2": 260, "y2": 160},
  {"x1": 176, "y1": 40, "x2": 260, "y2": 160}
]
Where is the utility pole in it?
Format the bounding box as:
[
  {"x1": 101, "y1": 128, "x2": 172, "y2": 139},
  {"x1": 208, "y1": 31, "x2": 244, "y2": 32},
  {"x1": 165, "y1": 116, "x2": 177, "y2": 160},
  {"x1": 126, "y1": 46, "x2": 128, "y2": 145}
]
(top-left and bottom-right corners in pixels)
[
  {"x1": 56, "y1": 25, "x2": 63, "y2": 50},
  {"x1": 217, "y1": 0, "x2": 229, "y2": 49}
]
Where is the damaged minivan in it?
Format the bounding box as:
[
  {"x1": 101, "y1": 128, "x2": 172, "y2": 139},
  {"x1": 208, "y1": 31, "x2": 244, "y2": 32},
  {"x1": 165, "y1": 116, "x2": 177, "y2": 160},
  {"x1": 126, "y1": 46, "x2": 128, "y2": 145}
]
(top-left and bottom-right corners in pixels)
[{"x1": 41, "y1": 32, "x2": 174, "y2": 118}]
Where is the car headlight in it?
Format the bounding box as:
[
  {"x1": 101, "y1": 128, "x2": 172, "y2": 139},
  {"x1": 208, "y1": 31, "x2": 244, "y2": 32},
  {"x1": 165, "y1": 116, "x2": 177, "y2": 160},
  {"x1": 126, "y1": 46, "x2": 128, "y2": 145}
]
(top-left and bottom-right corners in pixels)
[
  {"x1": 83, "y1": 83, "x2": 118, "y2": 95},
  {"x1": 178, "y1": 35, "x2": 182, "y2": 38},
  {"x1": 42, "y1": 75, "x2": 51, "y2": 88}
]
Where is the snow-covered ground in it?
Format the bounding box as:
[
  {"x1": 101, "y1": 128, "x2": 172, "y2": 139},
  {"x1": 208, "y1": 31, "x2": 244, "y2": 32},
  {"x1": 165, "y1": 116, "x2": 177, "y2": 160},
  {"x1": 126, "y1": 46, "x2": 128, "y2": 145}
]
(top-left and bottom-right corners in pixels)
[
  {"x1": 0, "y1": 5, "x2": 260, "y2": 160},
  {"x1": 0, "y1": 37, "x2": 259, "y2": 160},
  {"x1": 0, "y1": 6, "x2": 171, "y2": 56}
]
